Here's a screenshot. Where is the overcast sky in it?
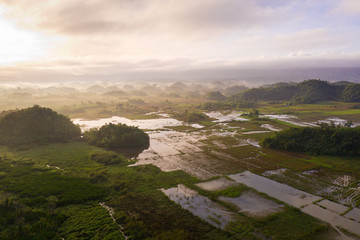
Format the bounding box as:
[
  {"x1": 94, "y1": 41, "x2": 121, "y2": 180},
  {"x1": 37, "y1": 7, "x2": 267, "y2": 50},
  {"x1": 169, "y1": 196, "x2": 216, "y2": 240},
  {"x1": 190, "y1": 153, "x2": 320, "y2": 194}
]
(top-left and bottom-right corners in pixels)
[{"x1": 0, "y1": 0, "x2": 360, "y2": 82}]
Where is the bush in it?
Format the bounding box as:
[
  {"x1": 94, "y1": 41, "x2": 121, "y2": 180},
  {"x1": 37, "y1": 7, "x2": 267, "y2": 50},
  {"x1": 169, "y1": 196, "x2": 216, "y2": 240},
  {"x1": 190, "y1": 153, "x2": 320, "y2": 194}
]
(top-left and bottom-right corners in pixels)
[{"x1": 84, "y1": 123, "x2": 149, "y2": 149}]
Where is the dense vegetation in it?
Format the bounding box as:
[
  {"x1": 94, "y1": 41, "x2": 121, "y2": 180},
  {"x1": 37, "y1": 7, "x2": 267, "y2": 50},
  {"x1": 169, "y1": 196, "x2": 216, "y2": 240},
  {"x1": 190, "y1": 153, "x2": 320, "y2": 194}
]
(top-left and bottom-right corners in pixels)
[
  {"x1": 84, "y1": 123, "x2": 149, "y2": 149},
  {"x1": 0, "y1": 105, "x2": 80, "y2": 146},
  {"x1": 341, "y1": 83, "x2": 360, "y2": 102},
  {"x1": 205, "y1": 91, "x2": 227, "y2": 101},
  {"x1": 174, "y1": 111, "x2": 210, "y2": 123},
  {"x1": 261, "y1": 123, "x2": 360, "y2": 155},
  {"x1": 239, "y1": 84, "x2": 298, "y2": 102},
  {"x1": 236, "y1": 79, "x2": 355, "y2": 103},
  {"x1": 292, "y1": 79, "x2": 342, "y2": 103},
  {"x1": 200, "y1": 99, "x2": 255, "y2": 111}
]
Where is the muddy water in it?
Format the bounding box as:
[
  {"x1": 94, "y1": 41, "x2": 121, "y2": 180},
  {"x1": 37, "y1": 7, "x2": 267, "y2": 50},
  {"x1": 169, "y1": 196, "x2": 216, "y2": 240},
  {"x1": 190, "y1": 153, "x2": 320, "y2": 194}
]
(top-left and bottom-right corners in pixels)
[
  {"x1": 205, "y1": 111, "x2": 249, "y2": 122},
  {"x1": 318, "y1": 118, "x2": 360, "y2": 127},
  {"x1": 229, "y1": 171, "x2": 321, "y2": 208},
  {"x1": 229, "y1": 171, "x2": 360, "y2": 237},
  {"x1": 73, "y1": 116, "x2": 202, "y2": 131},
  {"x1": 196, "y1": 178, "x2": 238, "y2": 191},
  {"x1": 219, "y1": 191, "x2": 283, "y2": 217},
  {"x1": 302, "y1": 205, "x2": 360, "y2": 236},
  {"x1": 161, "y1": 184, "x2": 235, "y2": 229},
  {"x1": 345, "y1": 208, "x2": 360, "y2": 222},
  {"x1": 72, "y1": 112, "x2": 261, "y2": 179},
  {"x1": 262, "y1": 114, "x2": 317, "y2": 127},
  {"x1": 316, "y1": 199, "x2": 348, "y2": 215}
]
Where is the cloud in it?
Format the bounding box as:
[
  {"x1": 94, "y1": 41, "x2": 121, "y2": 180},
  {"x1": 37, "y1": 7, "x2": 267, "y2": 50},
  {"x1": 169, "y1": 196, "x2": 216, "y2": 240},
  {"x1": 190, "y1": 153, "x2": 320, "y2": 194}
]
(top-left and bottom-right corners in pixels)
[
  {"x1": 0, "y1": 0, "x2": 360, "y2": 83},
  {"x1": 0, "y1": 0, "x2": 289, "y2": 37},
  {"x1": 334, "y1": 0, "x2": 360, "y2": 15}
]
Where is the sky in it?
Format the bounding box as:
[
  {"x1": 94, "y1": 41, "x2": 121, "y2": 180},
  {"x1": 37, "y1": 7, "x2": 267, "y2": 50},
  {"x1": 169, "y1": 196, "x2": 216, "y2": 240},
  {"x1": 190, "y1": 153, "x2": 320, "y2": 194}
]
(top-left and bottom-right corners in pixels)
[{"x1": 0, "y1": 0, "x2": 360, "y2": 82}]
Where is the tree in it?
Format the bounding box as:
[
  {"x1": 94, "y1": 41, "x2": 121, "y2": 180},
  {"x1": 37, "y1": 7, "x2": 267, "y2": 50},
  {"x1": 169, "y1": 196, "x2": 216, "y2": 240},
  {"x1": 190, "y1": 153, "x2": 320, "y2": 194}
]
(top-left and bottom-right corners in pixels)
[{"x1": 83, "y1": 123, "x2": 149, "y2": 149}]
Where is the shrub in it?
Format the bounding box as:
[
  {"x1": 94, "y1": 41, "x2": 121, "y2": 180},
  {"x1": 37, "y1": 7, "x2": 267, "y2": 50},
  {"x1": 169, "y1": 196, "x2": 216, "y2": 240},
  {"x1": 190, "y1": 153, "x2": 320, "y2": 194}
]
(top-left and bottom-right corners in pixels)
[{"x1": 84, "y1": 123, "x2": 149, "y2": 149}]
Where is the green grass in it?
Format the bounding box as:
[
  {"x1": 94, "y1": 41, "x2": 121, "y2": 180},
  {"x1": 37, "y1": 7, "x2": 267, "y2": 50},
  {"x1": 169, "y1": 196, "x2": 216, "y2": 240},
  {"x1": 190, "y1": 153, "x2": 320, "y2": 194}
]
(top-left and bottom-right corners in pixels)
[
  {"x1": 304, "y1": 155, "x2": 360, "y2": 175},
  {"x1": 252, "y1": 207, "x2": 334, "y2": 240},
  {"x1": 59, "y1": 204, "x2": 125, "y2": 240},
  {"x1": 0, "y1": 141, "x2": 110, "y2": 177}
]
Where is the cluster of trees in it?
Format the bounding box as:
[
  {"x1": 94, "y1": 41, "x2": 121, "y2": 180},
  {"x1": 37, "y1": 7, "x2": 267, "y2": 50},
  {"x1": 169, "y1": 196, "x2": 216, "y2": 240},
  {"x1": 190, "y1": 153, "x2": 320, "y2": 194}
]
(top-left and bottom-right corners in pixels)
[
  {"x1": 0, "y1": 105, "x2": 81, "y2": 146},
  {"x1": 84, "y1": 123, "x2": 149, "y2": 149},
  {"x1": 173, "y1": 111, "x2": 209, "y2": 123},
  {"x1": 205, "y1": 91, "x2": 227, "y2": 101},
  {"x1": 342, "y1": 84, "x2": 360, "y2": 102},
  {"x1": 261, "y1": 123, "x2": 360, "y2": 155},
  {"x1": 238, "y1": 79, "x2": 360, "y2": 103},
  {"x1": 239, "y1": 84, "x2": 298, "y2": 102},
  {"x1": 200, "y1": 99, "x2": 255, "y2": 111}
]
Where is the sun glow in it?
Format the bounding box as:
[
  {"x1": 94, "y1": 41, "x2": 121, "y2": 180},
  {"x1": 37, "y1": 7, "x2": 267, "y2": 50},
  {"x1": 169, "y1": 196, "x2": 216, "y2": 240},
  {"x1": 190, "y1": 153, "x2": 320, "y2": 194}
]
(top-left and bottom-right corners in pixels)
[{"x1": 0, "y1": 8, "x2": 49, "y2": 65}]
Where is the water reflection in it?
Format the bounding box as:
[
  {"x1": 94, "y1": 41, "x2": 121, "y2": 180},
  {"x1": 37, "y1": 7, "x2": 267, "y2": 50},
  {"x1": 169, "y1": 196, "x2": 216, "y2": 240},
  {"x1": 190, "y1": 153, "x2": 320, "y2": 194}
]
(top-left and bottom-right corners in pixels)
[{"x1": 113, "y1": 145, "x2": 149, "y2": 159}]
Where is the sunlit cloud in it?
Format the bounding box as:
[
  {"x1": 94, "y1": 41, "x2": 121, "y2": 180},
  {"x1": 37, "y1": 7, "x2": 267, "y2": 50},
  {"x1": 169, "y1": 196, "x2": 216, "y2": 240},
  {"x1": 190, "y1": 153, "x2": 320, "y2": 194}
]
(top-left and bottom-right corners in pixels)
[{"x1": 0, "y1": 0, "x2": 359, "y2": 82}]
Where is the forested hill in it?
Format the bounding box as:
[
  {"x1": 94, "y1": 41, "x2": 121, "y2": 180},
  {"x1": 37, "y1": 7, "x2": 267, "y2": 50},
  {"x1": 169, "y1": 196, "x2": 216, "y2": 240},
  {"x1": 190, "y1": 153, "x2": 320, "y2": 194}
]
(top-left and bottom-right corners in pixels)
[
  {"x1": 0, "y1": 105, "x2": 81, "y2": 146},
  {"x1": 261, "y1": 123, "x2": 360, "y2": 156},
  {"x1": 237, "y1": 79, "x2": 360, "y2": 103}
]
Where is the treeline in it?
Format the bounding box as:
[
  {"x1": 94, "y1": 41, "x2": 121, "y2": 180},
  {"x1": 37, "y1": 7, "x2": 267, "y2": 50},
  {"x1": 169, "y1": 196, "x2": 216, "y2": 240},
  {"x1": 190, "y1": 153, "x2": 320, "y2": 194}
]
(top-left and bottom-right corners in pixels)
[
  {"x1": 84, "y1": 123, "x2": 149, "y2": 149},
  {"x1": 261, "y1": 123, "x2": 360, "y2": 155},
  {"x1": 238, "y1": 79, "x2": 360, "y2": 103},
  {"x1": 0, "y1": 105, "x2": 81, "y2": 146}
]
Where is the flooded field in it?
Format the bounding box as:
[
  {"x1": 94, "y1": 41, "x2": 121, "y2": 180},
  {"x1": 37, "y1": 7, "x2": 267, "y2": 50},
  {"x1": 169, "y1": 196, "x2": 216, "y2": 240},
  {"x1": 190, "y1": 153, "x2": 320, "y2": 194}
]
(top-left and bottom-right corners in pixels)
[
  {"x1": 204, "y1": 111, "x2": 249, "y2": 122},
  {"x1": 219, "y1": 191, "x2": 283, "y2": 217},
  {"x1": 263, "y1": 115, "x2": 360, "y2": 127},
  {"x1": 161, "y1": 184, "x2": 235, "y2": 229},
  {"x1": 229, "y1": 171, "x2": 322, "y2": 208},
  {"x1": 73, "y1": 115, "x2": 202, "y2": 131},
  {"x1": 72, "y1": 111, "x2": 360, "y2": 238},
  {"x1": 73, "y1": 112, "x2": 272, "y2": 179},
  {"x1": 196, "y1": 177, "x2": 238, "y2": 191},
  {"x1": 229, "y1": 171, "x2": 360, "y2": 236}
]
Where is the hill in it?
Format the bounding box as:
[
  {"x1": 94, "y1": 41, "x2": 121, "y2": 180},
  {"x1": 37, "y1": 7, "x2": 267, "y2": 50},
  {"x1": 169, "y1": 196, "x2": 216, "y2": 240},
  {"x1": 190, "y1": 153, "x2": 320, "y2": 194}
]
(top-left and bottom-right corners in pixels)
[
  {"x1": 0, "y1": 105, "x2": 81, "y2": 146},
  {"x1": 236, "y1": 79, "x2": 355, "y2": 103}
]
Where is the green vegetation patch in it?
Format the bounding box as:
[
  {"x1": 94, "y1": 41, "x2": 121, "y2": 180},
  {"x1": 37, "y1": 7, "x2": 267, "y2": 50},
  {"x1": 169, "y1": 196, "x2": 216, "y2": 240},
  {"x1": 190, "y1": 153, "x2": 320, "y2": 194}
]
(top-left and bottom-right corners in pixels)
[
  {"x1": 0, "y1": 105, "x2": 81, "y2": 146},
  {"x1": 59, "y1": 204, "x2": 124, "y2": 240},
  {"x1": 106, "y1": 165, "x2": 232, "y2": 239},
  {"x1": 253, "y1": 207, "x2": 332, "y2": 240},
  {"x1": 4, "y1": 172, "x2": 105, "y2": 206},
  {"x1": 84, "y1": 123, "x2": 150, "y2": 149},
  {"x1": 90, "y1": 152, "x2": 125, "y2": 165},
  {"x1": 262, "y1": 124, "x2": 360, "y2": 156}
]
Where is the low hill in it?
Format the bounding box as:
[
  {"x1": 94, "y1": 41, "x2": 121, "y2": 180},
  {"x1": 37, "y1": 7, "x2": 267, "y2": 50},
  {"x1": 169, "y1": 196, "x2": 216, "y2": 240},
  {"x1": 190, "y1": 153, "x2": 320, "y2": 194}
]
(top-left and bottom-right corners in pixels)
[
  {"x1": 261, "y1": 123, "x2": 360, "y2": 156},
  {"x1": 236, "y1": 79, "x2": 353, "y2": 103},
  {"x1": 0, "y1": 105, "x2": 81, "y2": 146},
  {"x1": 84, "y1": 123, "x2": 149, "y2": 149}
]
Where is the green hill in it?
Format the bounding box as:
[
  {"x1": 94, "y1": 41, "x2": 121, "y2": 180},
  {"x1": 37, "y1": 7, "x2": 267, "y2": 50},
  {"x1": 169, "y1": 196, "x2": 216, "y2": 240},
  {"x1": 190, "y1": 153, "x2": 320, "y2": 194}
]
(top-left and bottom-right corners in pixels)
[{"x1": 0, "y1": 105, "x2": 81, "y2": 146}]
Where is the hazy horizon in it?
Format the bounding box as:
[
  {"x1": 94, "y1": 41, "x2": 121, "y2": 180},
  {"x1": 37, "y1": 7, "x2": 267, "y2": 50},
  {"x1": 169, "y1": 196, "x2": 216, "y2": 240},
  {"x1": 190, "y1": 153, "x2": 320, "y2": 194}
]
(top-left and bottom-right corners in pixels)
[{"x1": 1, "y1": 0, "x2": 360, "y2": 83}]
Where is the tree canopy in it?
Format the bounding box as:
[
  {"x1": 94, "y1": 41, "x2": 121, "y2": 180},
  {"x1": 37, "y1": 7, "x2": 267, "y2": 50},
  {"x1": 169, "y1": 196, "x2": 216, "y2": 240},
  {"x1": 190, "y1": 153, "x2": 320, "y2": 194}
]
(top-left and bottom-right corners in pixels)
[
  {"x1": 83, "y1": 123, "x2": 149, "y2": 149},
  {"x1": 261, "y1": 123, "x2": 360, "y2": 156},
  {"x1": 0, "y1": 105, "x2": 81, "y2": 146},
  {"x1": 341, "y1": 84, "x2": 360, "y2": 102},
  {"x1": 235, "y1": 79, "x2": 352, "y2": 103}
]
